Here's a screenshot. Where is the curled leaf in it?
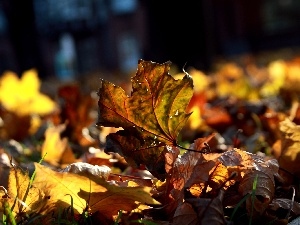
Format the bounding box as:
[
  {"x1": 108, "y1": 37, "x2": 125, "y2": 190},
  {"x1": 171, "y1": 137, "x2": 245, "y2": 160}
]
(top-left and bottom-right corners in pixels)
[{"x1": 63, "y1": 162, "x2": 111, "y2": 181}]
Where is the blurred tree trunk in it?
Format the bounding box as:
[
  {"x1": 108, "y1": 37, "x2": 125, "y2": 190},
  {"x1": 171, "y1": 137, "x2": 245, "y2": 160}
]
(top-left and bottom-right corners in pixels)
[{"x1": 3, "y1": 0, "x2": 45, "y2": 77}]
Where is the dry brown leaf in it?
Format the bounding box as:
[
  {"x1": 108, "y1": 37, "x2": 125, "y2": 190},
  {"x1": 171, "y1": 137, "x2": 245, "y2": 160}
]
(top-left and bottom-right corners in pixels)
[
  {"x1": 269, "y1": 198, "x2": 300, "y2": 216},
  {"x1": 173, "y1": 201, "x2": 198, "y2": 225},
  {"x1": 98, "y1": 60, "x2": 193, "y2": 180},
  {"x1": 58, "y1": 84, "x2": 97, "y2": 146},
  {"x1": 189, "y1": 189, "x2": 226, "y2": 225},
  {"x1": 0, "y1": 109, "x2": 32, "y2": 141},
  {"x1": 174, "y1": 189, "x2": 227, "y2": 225},
  {"x1": 179, "y1": 148, "x2": 278, "y2": 220},
  {"x1": 63, "y1": 162, "x2": 111, "y2": 181},
  {"x1": 239, "y1": 170, "x2": 275, "y2": 217}
]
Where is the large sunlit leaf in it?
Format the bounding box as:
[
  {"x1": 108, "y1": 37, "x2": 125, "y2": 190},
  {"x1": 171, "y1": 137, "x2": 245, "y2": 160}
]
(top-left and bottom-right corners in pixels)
[
  {"x1": 97, "y1": 59, "x2": 193, "y2": 178},
  {"x1": 33, "y1": 163, "x2": 160, "y2": 221}
]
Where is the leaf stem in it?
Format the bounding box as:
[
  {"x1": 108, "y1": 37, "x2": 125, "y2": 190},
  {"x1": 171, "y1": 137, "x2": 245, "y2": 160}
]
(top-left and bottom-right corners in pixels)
[{"x1": 176, "y1": 143, "x2": 208, "y2": 153}]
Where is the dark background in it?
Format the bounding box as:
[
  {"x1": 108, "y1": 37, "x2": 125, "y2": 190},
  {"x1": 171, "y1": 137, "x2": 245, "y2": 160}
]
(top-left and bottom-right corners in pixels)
[{"x1": 0, "y1": 0, "x2": 300, "y2": 79}]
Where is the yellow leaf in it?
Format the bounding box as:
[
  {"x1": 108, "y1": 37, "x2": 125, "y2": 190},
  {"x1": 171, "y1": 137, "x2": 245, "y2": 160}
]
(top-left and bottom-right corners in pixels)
[
  {"x1": 174, "y1": 68, "x2": 210, "y2": 93},
  {"x1": 41, "y1": 123, "x2": 77, "y2": 167},
  {"x1": 33, "y1": 163, "x2": 160, "y2": 220},
  {"x1": 215, "y1": 63, "x2": 253, "y2": 100},
  {"x1": 284, "y1": 60, "x2": 300, "y2": 93},
  {"x1": 33, "y1": 163, "x2": 101, "y2": 214},
  {"x1": 260, "y1": 60, "x2": 286, "y2": 97},
  {"x1": 278, "y1": 118, "x2": 300, "y2": 176},
  {"x1": 0, "y1": 167, "x2": 47, "y2": 219},
  {"x1": 77, "y1": 179, "x2": 160, "y2": 218},
  {"x1": 0, "y1": 69, "x2": 57, "y2": 116}
]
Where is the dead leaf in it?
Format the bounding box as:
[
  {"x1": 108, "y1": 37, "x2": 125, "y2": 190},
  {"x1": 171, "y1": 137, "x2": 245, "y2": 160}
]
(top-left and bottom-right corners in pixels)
[
  {"x1": 41, "y1": 123, "x2": 77, "y2": 167},
  {"x1": 269, "y1": 198, "x2": 300, "y2": 217},
  {"x1": 33, "y1": 163, "x2": 160, "y2": 222},
  {"x1": 260, "y1": 60, "x2": 286, "y2": 97},
  {"x1": 278, "y1": 118, "x2": 300, "y2": 176},
  {"x1": 173, "y1": 202, "x2": 198, "y2": 225},
  {"x1": 178, "y1": 148, "x2": 278, "y2": 220},
  {"x1": 0, "y1": 109, "x2": 32, "y2": 141},
  {"x1": 63, "y1": 162, "x2": 111, "y2": 181},
  {"x1": 185, "y1": 189, "x2": 227, "y2": 225},
  {"x1": 202, "y1": 105, "x2": 232, "y2": 131},
  {"x1": 0, "y1": 69, "x2": 56, "y2": 116},
  {"x1": 57, "y1": 84, "x2": 97, "y2": 146},
  {"x1": 0, "y1": 166, "x2": 48, "y2": 222},
  {"x1": 97, "y1": 59, "x2": 193, "y2": 179},
  {"x1": 214, "y1": 62, "x2": 254, "y2": 100}
]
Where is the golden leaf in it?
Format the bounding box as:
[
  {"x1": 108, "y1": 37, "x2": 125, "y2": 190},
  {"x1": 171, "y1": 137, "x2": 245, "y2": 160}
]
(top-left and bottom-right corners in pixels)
[
  {"x1": 278, "y1": 118, "x2": 300, "y2": 176},
  {"x1": 0, "y1": 69, "x2": 56, "y2": 116},
  {"x1": 0, "y1": 167, "x2": 47, "y2": 220},
  {"x1": 41, "y1": 123, "x2": 77, "y2": 167},
  {"x1": 33, "y1": 163, "x2": 160, "y2": 221}
]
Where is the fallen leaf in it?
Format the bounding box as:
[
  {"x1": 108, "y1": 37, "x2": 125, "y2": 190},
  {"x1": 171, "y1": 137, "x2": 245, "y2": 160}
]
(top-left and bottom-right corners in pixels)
[
  {"x1": 269, "y1": 198, "x2": 300, "y2": 217},
  {"x1": 214, "y1": 63, "x2": 253, "y2": 100},
  {"x1": 0, "y1": 109, "x2": 31, "y2": 140},
  {"x1": 278, "y1": 118, "x2": 300, "y2": 176},
  {"x1": 260, "y1": 60, "x2": 286, "y2": 97},
  {"x1": 57, "y1": 84, "x2": 97, "y2": 146},
  {"x1": 63, "y1": 162, "x2": 111, "y2": 181},
  {"x1": 179, "y1": 148, "x2": 278, "y2": 219},
  {"x1": 0, "y1": 166, "x2": 47, "y2": 221},
  {"x1": 41, "y1": 123, "x2": 77, "y2": 167},
  {"x1": 33, "y1": 163, "x2": 160, "y2": 222},
  {"x1": 185, "y1": 189, "x2": 227, "y2": 225},
  {"x1": 0, "y1": 69, "x2": 57, "y2": 116},
  {"x1": 97, "y1": 59, "x2": 193, "y2": 179},
  {"x1": 173, "y1": 201, "x2": 197, "y2": 225}
]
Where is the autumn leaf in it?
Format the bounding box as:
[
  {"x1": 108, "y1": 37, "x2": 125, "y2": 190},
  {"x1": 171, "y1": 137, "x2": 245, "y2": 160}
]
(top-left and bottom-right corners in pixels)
[
  {"x1": 57, "y1": 84, "x2": 97, "y2": 146},
  {"x1": 269, "y1": 198, "x2": 300, "y2": 217},
  {"x1": 0, "y1": 109, "x2": 31, "y2": 140},
  {"x1": 97, "y1": 59, "x2": 193, "y2": 178},
  {"x1": 168, "y1": 135, "x2": 217, "y2": 200},
  {"x1": 63, "y1": 162, "x2": 111, "y2": 181},
  {"x1": 41, "y1": 123, "x2": 77, "y2": 167},
  {"x1": 278, "y1": 118, "x2": 300, "y2": 176},
  {"x1": 0, "y1": 166, "x2": 47, "y2": 221},
  {"x1": 0, "y1": 69, "x2": 57, "y2": 116},
  {"x1": 171, "y1": 148, "x2": 278, "y2": 220},
  {"x1": 260, "y1": 60, "x2": 286, "y2": 97},
  {"x1": 32, "y1": 163, "x2": 160, "y2": 221},
  {"x1": 173, "y1": 189, "x2": 227, "y2": 225},
  {"x1": 214, "y1": 63, "x2": 255, "y2": 100},
  {"x1": 172, "y1": 201, "x2": 197, "y2": 225}
]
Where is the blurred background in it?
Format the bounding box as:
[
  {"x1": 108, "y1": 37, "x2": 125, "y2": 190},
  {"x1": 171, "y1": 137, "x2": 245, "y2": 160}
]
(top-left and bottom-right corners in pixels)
[{"x1": 0, "y1": 0, "x2": 300, "y2": 80}]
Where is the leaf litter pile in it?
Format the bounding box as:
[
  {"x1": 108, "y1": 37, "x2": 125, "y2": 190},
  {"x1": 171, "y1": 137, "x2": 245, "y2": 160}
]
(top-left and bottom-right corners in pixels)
[{"x1": 1, "y1": 58, "x2": 300, "y2": 224}]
